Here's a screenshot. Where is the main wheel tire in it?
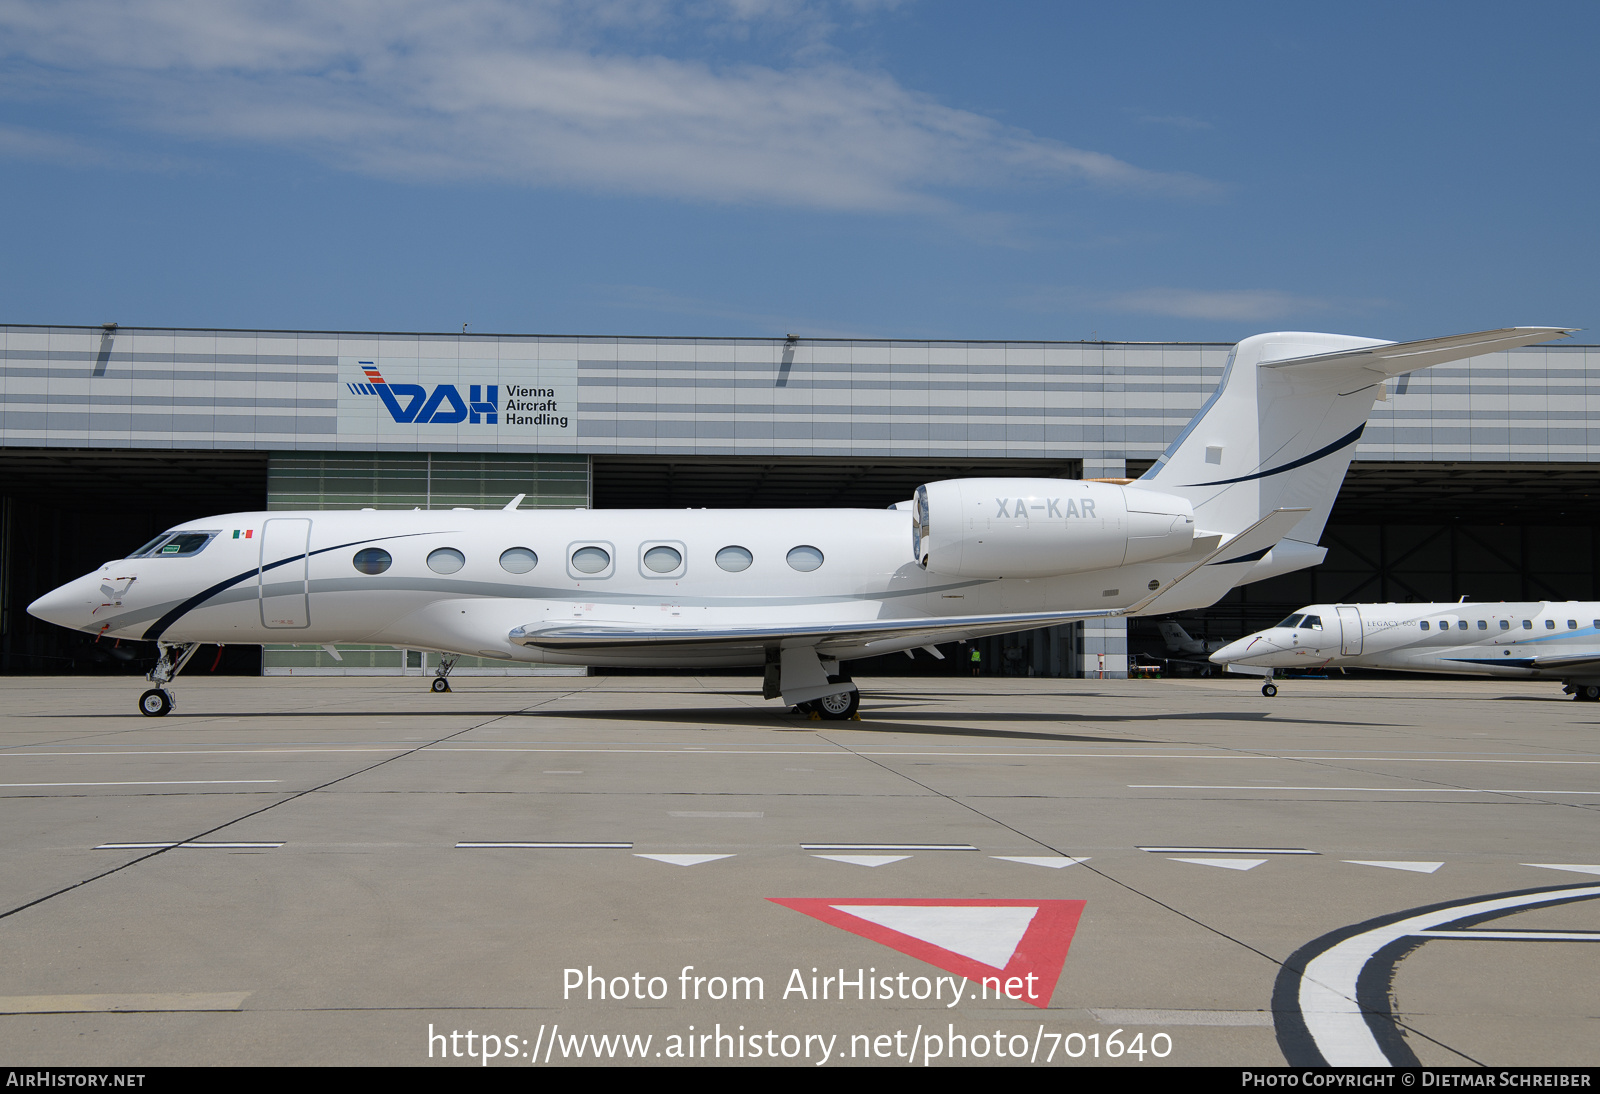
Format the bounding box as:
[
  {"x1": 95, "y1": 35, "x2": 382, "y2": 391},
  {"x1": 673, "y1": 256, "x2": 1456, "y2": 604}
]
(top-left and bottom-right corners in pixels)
[
  {"x1": 431, "y1": 678, "x2": 451, "y2": 693},
  {"x1": 815, "y1": 687, "x2": 860, "y2": 720},
  {"x1": 1262, "y1": 683, "x2": 1278, "y2": 698},
  {"x1": 1583, "y1": 685, "x2": 1600, "y2": 701},
  {"x1": 139, "y1": 688, "x2": 173, "y2": 717}
]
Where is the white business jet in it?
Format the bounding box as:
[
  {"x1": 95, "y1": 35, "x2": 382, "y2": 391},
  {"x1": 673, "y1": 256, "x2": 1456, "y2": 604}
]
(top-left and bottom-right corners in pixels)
[
  {"x1": 1211, "y1": 601, "x2": 1600, "y2": 699},
  {"x1": 28, "y1": 327, "x2": 1571, "y2": 718}
]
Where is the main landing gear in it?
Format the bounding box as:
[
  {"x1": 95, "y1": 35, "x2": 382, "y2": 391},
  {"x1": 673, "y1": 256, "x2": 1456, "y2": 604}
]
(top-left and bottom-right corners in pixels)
[
  {"x1": 1564, "y1": 682, "x2": 1600, "y2": 702},
  {"x1": 431, "y1": 654, "x2": 459, "y2": 693},
  {"x1": 793, "y1": 675, "x2": 861, "y2": 720},
  {"x1": 138, "y1": 642, "x2": 200, "y2": 717},
  {"x1": 1262, "y1": 682, "x2": 1278, "y2": 698}
]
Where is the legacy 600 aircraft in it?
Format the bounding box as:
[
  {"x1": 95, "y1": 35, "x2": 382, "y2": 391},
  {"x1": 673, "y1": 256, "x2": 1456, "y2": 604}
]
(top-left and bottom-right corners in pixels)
[
  {"x1": 28, "y1": 327, "x2": 1571, "y2": 717},
  {"x1": 1211, "y1": 601, "x2": 1600, "y2": 699}
]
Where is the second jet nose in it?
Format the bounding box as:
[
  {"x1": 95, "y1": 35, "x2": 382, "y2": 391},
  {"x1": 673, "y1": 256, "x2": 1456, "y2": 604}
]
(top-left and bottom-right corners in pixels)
[{"x1": 1210, "y1": 633, "x2": 1277, "y2": 665}]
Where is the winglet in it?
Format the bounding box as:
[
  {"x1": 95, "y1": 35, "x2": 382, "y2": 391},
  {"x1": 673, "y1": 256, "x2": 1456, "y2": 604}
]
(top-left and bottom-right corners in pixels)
[{"x1": 503, "y1": 493, "x2": 527, "y2": 511}]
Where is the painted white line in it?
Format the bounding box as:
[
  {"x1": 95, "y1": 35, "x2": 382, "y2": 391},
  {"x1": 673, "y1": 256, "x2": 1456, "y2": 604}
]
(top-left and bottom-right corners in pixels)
[
  {"x1": 1412, "y1": 930, "x2": 1600, "y2": 941},
  {"x1": 992, "y1": 856, "x2": 1090, "y2": 869},
  {"x1": 1524, "y1": 863, "x2": 1600, "y2": 876},
  {"x1": 634, "y1": 853, "x2": 735, "y2": 866},
  {"x1": 1344, "y1": 861, "x2": 1444, "y2": 874},
  {"x1": 1, "y1": 780, "x2": 280, "y2": 788},
  {"x1": 1140, "y1": 846, "x2": 1316, "y2": 855},
  {"x1": 9, "y1": 747, "x2": 1600, "y2": 764},
  {"x1": 456, "y1": 842, "x2": 632, "y2": 849},
  {"x1": 1133, "y1": 785, "x2": 1600, "y2": 794},
  {"x1": 1171, "y1": 857, "x2": 1267, "y2": 871},
  {"x1": 813, "y1": 854, "x2": 910, "y2": 868},
  {"x1": 94, "y1": 842, "x2": 285, "y2": 850},
  {"x1": 801, "y1": 843, "x2": 978, "y2": 852},
  {"x1": 669, "y1": 811, "x2": 764, "y2": 818},
  {"x1": 0, "y1": 992, "x2": 250, "y2": 1014},
  {"x1": 1089, "y1": 1008, "x2": 1273, "y2": 1027},
  {"x1": 1297, "y1": 885, "x2": 1600, "y2": 1066}
]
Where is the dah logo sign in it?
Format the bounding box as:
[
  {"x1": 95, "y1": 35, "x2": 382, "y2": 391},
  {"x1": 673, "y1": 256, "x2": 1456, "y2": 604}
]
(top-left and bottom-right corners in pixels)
[{"x1": 348, "y1": 363, "x2": 497, "y2": 425}]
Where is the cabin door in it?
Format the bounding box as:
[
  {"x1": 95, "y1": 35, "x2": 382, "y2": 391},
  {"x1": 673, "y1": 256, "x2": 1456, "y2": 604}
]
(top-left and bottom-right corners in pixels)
[
  {"x1": 259, "y1": 518, "x2": 312, "y2": 629},
  {"x1": 1337, "y1": 605, "x2": 1363, "y2": 656}
]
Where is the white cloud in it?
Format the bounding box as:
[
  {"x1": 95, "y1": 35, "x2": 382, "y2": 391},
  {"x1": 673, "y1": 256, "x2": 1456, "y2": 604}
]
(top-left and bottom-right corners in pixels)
[{"x1": 0, "y1": 0, "x2": 1213, "y2": 212}]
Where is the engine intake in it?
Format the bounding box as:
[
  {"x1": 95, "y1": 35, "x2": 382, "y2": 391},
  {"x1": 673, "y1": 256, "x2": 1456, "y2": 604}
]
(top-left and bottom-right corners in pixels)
[{"x1": 913, "y1": 478, "x2": 1195, "y2": 578}]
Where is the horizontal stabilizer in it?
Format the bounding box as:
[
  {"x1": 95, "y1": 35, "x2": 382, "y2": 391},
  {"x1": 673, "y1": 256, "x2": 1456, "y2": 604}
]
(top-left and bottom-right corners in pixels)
[{"x1": 1262, "y1": 327, "x2": 1574, "y2": 383}]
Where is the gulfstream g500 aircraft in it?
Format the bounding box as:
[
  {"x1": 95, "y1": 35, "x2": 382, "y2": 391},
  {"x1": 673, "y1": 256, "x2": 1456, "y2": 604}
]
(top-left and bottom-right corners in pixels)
[
  {"x1": 1211, "y1": 601, "x2": 1600, "y2": 699},
  {"x1": 28, "y1": 327, "x2": 1572, "y2": 717}
]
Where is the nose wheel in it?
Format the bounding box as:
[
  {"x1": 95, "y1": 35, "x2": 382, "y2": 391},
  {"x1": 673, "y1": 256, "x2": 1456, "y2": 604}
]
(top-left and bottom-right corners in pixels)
[
  {"x1": 430, "y1": 654, "x2": 458, "y2": 693},
  {"x1": 139, "y1": 688, "x2": 174, "y2": 717}
]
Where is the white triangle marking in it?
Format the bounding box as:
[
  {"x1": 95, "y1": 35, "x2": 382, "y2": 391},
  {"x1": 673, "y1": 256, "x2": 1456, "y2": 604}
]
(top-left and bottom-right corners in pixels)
[
  {"x1": 634, "y1": 853, "x2": 735, "y2": 867},
  {"x1": 833, "y1": 904, "x2": 1038, "y2": 969},
  {"x1": 1523, "y1": 863, "x2": 1600, "y2": 876},
  {"x1": 1344, "y1": 860, "x2": 1443, "y2": 874},
  {"x1": 1171, "y1": 857, "x2": 1266, "y2": 871},
  {"x1": 993, "y1": 856, "x2": 1090, "y2": 869},
  {"x1": 813, "y1": 855, "x2": 909, "y2": 868}
]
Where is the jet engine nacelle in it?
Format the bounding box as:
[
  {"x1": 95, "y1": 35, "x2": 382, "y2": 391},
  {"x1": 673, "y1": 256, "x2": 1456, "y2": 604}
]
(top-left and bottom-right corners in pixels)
[{"x1": 913, "y1": 478, "x2": 1196, "y2": 578}]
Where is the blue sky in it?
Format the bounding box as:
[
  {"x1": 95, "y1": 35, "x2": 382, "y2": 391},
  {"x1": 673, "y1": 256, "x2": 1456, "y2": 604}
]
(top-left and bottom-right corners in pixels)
[{"x1": 0, "y1": 1, "x2": 1594, "y2": 342}]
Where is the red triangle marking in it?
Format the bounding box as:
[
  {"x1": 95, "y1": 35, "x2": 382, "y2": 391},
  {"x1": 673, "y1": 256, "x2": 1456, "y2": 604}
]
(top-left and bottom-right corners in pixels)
[{"x1": 767, "y1": 897, "x2": 1085, "y2": 1009}]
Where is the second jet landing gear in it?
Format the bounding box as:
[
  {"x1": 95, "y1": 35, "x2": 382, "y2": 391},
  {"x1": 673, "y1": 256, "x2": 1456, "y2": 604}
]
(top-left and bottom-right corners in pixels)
[
  {"x1": 138, "y1": 642, "x2": 201, "y2": 717},
  {"x1": 1262, "y1": 681, "x2": 1278, "y2": 698},
  {"x1": 431, "y1": 654, "x2": 459, "y2": 693}
]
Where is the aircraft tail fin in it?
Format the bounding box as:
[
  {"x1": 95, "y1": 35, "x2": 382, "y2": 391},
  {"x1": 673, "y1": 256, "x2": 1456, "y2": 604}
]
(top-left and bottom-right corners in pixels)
[{"x1": 1136, "y1": 327, "x2": 1573, "y2": 566}]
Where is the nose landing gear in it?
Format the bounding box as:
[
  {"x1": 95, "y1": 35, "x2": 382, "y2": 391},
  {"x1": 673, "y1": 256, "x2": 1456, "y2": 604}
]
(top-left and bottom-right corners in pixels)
[
  {"x1": 431, "y1": 655, "x2": 459, "y2": 693},
  {"x1": 138, "y1": 642, "x2": 199, "y2": 716}
]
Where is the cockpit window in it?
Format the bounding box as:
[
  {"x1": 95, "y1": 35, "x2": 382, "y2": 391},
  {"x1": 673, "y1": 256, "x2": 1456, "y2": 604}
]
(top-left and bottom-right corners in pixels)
[
  {"x1": 1301, "y1": 615, "x2": 1323, "y2": 630},
  {"x1": 128, "y1": 531, "x2": 219, "y2": 558},
  {"x1": 1277, "y1": 614, "x2": 1304, "y2": 629},
  {"x1": 128, "y1": 534, "x2": 171, "y2": 558}
]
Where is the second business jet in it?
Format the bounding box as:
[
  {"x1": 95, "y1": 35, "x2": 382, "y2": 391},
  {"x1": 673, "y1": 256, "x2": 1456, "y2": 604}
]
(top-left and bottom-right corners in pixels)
[{"x1": 1211, "y1": 601, "x2": 1600, "y2": 699}]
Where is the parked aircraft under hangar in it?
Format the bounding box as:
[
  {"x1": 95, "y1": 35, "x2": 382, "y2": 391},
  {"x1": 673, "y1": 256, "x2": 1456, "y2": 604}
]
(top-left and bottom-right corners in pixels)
[
  {"x1": 1212, "y1": 600, "x2": 1600, "y2": 699},
  {"x1": 27, "y1": 327, "x2": 1572, "y2": 718}
]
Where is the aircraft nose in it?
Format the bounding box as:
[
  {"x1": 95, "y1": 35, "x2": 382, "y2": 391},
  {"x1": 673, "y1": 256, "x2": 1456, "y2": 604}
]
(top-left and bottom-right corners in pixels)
[
  {"x1": 27, "y1": 577, "x2": 98, "y2": 630},
  {"x1": 1211, "y1": 634, "x2": 1274, "y2": 664}
]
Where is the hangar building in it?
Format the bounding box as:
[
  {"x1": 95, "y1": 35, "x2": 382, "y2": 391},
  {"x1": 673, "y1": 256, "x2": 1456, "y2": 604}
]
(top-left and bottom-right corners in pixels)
[{"x1": 2, "y1": 323, "x2": 1596, "y2": 678}]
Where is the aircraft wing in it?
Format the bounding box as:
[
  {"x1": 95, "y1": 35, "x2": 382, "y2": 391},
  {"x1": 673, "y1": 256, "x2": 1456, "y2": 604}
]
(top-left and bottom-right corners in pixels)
[
  {"x1": 1261, "y1": 327, "x2": 1574, "y2": 384},
  {"x1": 509, "y1": 607, "x2": 1119, "y2": 655},
  {"x1": 1446, "y1": 651, "x2": 1600, "y2": 673},
  {"x1": 512, "y1": 508, "x2": 1311, "y2": 655}
]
